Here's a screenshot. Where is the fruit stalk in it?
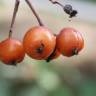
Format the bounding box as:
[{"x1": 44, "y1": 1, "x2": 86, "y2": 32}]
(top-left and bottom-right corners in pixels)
[
  {"x1": 49, "y1": 0, "x2": 64, "y2": 8},
  {"x1": 9, "y1": 0, "x2": 20, "y2": 38},
  {"x1": 25, "y1": 0, "x2": 44, "y2": 26}
]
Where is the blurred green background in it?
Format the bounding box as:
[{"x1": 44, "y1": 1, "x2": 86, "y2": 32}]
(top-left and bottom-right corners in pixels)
[{"x1": 0, "y1": 0, "x2": 96, "y2": 96}]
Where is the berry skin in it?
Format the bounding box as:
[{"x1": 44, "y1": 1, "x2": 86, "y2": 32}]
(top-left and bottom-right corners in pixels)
[
  {"x1": 0, "y1": 38, "x2": 25, "y2": 65},
  {"x1": 23, "y1": 26, "x2": 56, "y2": 60},
  {"x1": 56, "y1": 27, "x2": 84, "y2": 57}
]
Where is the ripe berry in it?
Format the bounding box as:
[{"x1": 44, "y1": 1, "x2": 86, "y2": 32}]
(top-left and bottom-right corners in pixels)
[
  {"x1": 46, "y1": 36, "x2": 60, "y2": 62},
  {"x1": 23, "y1": 26, "x2": 56, "y2": 60},
  {"x1": 46, "y1": 47, "x2": 60, "y2": 62},
  {"x1": 0, "y1": 38, "x2": 25, "y2": 65},
  {"x1": 56, "y1": 27, "x2": 84, "y2": 57}
]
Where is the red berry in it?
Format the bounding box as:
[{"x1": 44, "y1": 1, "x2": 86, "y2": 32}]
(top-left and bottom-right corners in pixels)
[
  {"x1": 23, "y1": 26, "x2": 56, "y2": 60},
  {"x1": 46, "y1": 36, "x2": 61, "y2": 62},
  {"x1": 46, "y1": 48, "x2": 60, "y2": 62},
  {"x1": 0, "y1": 38, "x2": 25, "y2": 65},
  {"x1": 56, "y1": 27, "x2": 84, "y2": 57}
]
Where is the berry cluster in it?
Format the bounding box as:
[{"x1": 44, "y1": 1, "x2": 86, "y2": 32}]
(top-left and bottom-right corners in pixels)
[{"x1": 0, "y1": 0, "x2": 84, "y2": 65}]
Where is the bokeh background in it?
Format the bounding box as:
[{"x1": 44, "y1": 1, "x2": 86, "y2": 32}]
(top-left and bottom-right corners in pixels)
[{"x1": 0, "y1": 0, "x2": 96, "y2": 96}]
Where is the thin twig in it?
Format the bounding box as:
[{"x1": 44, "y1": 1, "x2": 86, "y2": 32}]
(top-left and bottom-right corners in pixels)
[
  {"x1": 49, "y1": 0, "x2": 64, "y2": 8},
  {"x1": 9, "y1": 0, "x2": 20, "y2": 38},
  {"x1": 25, "y1": 0, "x2": 44, "y2": 26}
]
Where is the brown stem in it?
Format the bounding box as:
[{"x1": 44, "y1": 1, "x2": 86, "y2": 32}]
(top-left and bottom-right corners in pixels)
[
  {"x1": 25, "y1": 0, "x2": 44, "y2": 26},
  {"x1": 49, "y1": 0, "x2": 64, "y2": 8},
  {"x1": 9, "y1": 0, "x2": 20, "y2": 38}
]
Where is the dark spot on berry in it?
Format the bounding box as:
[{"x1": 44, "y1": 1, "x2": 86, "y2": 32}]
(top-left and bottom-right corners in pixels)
[
  {"x1": 72, "y1": 48, "x2": 78, "y2": 56},
  {"x1": 10, "y1": 60, "x2": 17, "y2": 66},
  {"x1": 36, "y1": 43, "x2": 44, "y2": 54}
]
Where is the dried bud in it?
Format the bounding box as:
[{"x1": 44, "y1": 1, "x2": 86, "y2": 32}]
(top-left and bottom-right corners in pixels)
[
  {"x1": 64, "y1": 5, "x2": 78, "y2": 18},
  {"x1": 64, "y1": 4, "x2": 73, "y2": 14},
  {"x1": 69, "y1": 10, "x2": 78, "y2": 18}
]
